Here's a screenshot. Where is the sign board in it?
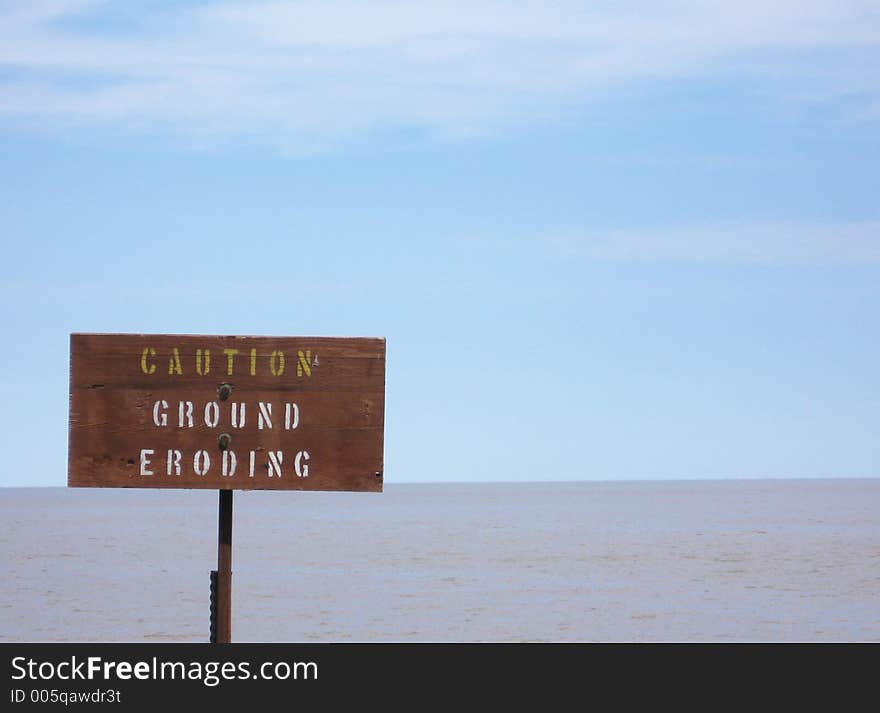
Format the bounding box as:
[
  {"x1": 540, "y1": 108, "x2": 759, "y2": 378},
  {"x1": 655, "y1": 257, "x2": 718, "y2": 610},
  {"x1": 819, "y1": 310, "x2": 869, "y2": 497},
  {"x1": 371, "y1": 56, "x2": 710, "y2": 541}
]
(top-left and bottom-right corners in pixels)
[{"x1": 68, "y1": 333, "x2": 385, "y2": 492}]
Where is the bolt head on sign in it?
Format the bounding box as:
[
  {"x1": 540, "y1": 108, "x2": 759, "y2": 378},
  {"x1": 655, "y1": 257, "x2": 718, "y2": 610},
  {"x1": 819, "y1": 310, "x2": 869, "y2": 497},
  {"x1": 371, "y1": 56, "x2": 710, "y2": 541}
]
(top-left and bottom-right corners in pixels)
[{"x1": 68, "y1": 334, "x2": 385, "y2": 492}]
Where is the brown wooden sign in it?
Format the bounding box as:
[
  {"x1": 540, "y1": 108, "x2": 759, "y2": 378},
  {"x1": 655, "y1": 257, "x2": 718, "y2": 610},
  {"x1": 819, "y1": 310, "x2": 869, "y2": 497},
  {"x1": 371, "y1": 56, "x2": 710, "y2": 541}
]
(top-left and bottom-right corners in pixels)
[{"x1": 68, "y1": 333, "x2": 385, "y2": 492}]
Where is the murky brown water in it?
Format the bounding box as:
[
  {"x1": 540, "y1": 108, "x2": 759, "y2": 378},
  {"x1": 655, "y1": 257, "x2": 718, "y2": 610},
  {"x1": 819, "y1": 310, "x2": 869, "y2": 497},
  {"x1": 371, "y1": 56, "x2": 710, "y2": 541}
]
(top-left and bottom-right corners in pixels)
[{"x1": 2, "y1": 480, "x2": 878, "y2": 641}]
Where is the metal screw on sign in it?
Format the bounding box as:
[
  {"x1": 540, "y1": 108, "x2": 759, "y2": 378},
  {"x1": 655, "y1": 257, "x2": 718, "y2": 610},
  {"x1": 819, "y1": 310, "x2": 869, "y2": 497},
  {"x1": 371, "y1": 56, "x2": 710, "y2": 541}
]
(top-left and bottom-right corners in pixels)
[
  {"x1": 218, "y1": 433, "x2": 232, "y2": 451},
  {"x1": 218, "y1": 383, "x2": 233, "y2": 401}
]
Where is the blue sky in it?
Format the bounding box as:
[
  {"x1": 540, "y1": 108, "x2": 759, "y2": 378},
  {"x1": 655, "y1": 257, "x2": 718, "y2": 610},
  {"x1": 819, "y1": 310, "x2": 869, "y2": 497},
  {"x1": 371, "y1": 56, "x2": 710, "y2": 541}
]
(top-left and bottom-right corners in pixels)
[{"x1": 1, "y1": 1, "x2": 878, "y2": 486}]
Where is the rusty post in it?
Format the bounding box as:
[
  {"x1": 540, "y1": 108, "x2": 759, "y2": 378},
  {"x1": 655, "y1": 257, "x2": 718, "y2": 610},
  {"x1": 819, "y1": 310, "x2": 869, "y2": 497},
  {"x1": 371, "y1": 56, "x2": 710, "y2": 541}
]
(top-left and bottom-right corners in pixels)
[{"x1": 216, "y1": 489, "x2": 233, "y2": 643}]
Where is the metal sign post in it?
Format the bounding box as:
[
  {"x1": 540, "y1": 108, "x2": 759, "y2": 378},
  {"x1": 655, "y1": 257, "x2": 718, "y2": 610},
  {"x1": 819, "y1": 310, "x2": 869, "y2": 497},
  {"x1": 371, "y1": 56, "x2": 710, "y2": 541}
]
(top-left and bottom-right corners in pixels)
[
  {"x1": 216, "y1": 489, "x2": 233, "y2": 644},
  {"x1": 68, "y1": 333, "x2": 385, "y2": 642}
]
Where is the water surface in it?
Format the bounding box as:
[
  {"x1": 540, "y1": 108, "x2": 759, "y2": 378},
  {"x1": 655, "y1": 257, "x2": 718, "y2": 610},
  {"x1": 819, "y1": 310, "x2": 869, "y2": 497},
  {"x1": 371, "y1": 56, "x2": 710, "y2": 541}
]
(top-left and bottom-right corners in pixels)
[{"x1": 2, "y1": 480, "x2": 878, "y2": 641}]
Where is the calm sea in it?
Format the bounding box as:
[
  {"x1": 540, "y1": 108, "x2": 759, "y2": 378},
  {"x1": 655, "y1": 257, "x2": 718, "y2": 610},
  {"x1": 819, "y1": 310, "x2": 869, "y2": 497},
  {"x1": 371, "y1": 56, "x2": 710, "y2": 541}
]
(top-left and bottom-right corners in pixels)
[{"x1": 2, "y1": 480, "x2": 878, "y2": 642}]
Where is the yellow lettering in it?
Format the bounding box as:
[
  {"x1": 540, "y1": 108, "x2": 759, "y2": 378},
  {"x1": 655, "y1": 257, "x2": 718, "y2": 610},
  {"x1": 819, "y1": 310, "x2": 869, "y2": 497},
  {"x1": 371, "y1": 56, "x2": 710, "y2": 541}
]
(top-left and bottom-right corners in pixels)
[
  {"x1": 250, "y1": 348, "x2": 257, "y2": 376},
  {"x1": 141, "y1": 347, "x2": 156, "y2": 375},
  {"x1": 168, "y1": 347, "x2": 183, "y2": 375},
  {"x1": 223, "y1": 348, "x2": 239, "y2": 376},
  {"x1": 196, "y1": 349, "x2": 211, "y2": 376},
  {"x1": 270, "y1": 350, "x2": 285, "y2": 377},
  {"x1": 297, "y1": 350, "x2": 311, "y2": 378}
]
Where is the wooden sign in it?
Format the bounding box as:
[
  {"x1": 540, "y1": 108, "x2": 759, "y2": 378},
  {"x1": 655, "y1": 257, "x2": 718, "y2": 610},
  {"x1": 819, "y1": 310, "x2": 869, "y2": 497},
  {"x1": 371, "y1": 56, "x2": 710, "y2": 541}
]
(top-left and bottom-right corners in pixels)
[{"x1": 68, "y1": 333, "x2": 385, "y2": 492}]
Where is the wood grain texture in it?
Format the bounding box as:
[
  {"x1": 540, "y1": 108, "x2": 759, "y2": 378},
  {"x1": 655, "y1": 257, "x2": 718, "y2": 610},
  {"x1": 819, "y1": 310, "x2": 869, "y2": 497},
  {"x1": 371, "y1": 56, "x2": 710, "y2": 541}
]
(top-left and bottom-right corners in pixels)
[{"x1": 68, "y1": 333, "x2": 385, "y2": 492}]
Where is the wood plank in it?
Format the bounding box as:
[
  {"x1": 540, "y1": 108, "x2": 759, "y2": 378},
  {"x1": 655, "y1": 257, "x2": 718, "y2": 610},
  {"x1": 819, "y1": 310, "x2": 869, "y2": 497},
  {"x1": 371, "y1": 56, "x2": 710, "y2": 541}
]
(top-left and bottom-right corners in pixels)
[{"x1": 68, "y1": 333, "x2": 385, "y2": 492}]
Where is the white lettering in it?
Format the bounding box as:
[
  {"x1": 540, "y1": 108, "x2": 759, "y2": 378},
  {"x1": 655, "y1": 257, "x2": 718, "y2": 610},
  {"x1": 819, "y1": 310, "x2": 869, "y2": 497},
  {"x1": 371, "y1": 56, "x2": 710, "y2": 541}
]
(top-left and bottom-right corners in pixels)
[
  {"x1": 193, "y1": 450, "x2": 211, "y2": 476},
  {"x1": 267, "y1": 451, "x2": 283, "y2": 477},
  {"x1": 166, "y1": 449, "x2": 182, "y2": 476},
  {"x1": 11, "y1": 656, "x2": 26, "y2": 679},
  {"x1": 204, "y1": 401, "x2": 220, "y2": 428},
  {"x1": 295, "y1": 450, "x2": 310, "y2": 478},
  {"x1": 284, "y1": 402, "x2": 299, "y2": 430},
  {"x1": 152, "y1": 400, "x2": 168, "y2": 427},
  {"x1": 178, "y1": 401, "x2": 194, "y2": 428},
  {"x1": 258, "y1": 402, "x2": 273, "y2": 430},
  {"x1": 139, "y1": 449, "x2": 154, "y2": 476},
  {"x1": 87, "y1": 658, "x2": 101, "y2": 678},
  {"x1": 249, "y1": 450, "x2": 255, "y2": 478},
  {"x1": 231, "y1": 402, "x2": 246, "y2": 429},
  {"x1": 222, "y1": 450, "x2": 237, "y2": 477}
]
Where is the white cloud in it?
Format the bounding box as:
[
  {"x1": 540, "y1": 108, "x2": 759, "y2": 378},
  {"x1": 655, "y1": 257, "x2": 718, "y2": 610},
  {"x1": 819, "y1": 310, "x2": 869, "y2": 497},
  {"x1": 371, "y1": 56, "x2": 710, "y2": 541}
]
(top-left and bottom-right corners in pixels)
[
  {"x1": 0, "y1": 1, "x2": 878, "y2": 145},
  {"x1": 552, "y1": 221, "x2": 880, "y2": 265}
]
